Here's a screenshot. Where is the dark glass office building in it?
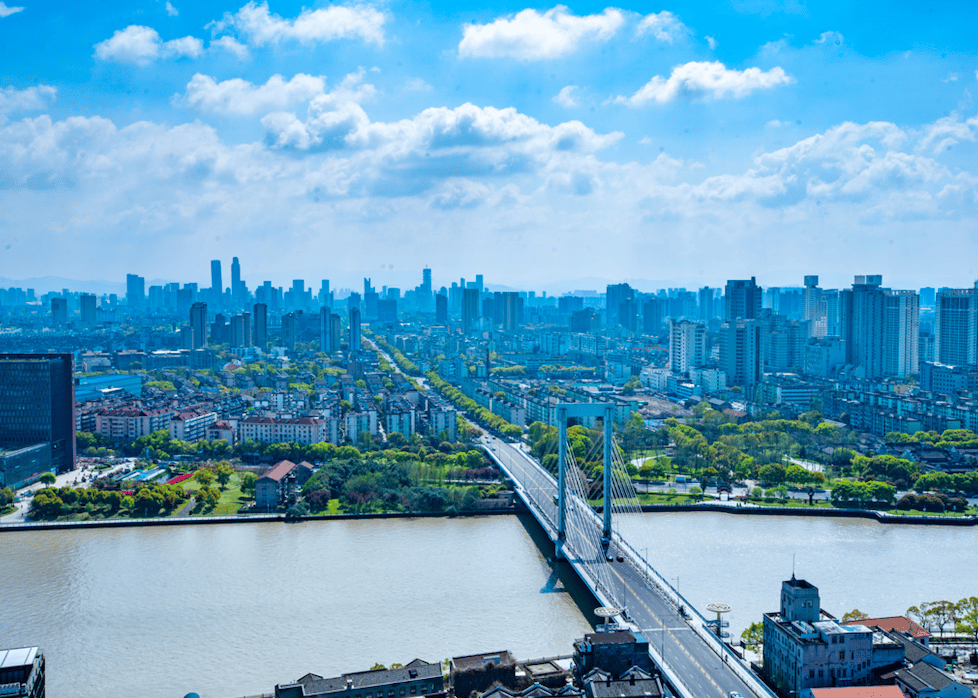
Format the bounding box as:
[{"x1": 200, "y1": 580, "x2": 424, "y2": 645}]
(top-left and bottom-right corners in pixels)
[{"x1": 0, "y1": 354, "x2": 75, "y2": 473}]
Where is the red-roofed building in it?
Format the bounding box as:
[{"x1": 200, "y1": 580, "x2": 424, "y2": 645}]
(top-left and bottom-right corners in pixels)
[
  {"x1": 844, "y1": 617, "x2": 931, "y2": 647},
  {"x1": 256, "y1": 460, "x2": 314, "y2": 510},
  {"x1": 206, "y1": 420, "x2": 236, "y2": 447},
  {"x1": 802, "y1": 687, "x2": 904, "y2": 698}
]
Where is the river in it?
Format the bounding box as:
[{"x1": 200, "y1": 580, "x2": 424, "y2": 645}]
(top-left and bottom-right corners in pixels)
[{"x1": 0, "y1": 511, "x2": 974, "y2": 698}]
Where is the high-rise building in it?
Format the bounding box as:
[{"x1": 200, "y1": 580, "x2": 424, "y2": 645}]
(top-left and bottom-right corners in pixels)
[
  {"x1": 231, "y1": 257, "x2": 241, "y2": 304},
  {"x1": 802, "y1": 275, "x2": 827, "y2": 337},
  {"x1": 189, "y1": 302, "x2": 208, "y2": 349},
  {"x1": 884, "y1": 290, "x2": 919, "y2": 378},
  {"x1": 320, "y1": 306, "x2": 333, "y2": 353},
  {"x1": 281, "y1": 312, "x2": 297, "y2": 352},
  {"x1": 349, "y1": 307, "x2": 362, "y2": 352},
  {"x1": 502, "y1": 292, "x2": 521, "y2": 332},
  {"x1": 79, "y1": 293, "x2": 97, "y2": 324},
  {"x1": 724, "y1": 277, "x2": 762, "y2": 321},
  {"x1": 719, "y1": 319, "x2": 762, "y2": 387},
  {"x1": 606, "y1": 283, "x2": 634, "y2": 328},
  {"x1": 253, "y1": 303, "x2": 268, "y2": 347},
  {"x1": 840, "y1": 275, "x2": 886, "y2": 380},
  {"x1": 50, "y1": 298, "x2": 67, "y2": 326},
  {"x1": 319, "y1": 280, "x2": 332, "y2": 307},
  {"x1": 920, "y1": 287, "x2": 936, "y2": 308},
  {"x1": 461, "y1": 288, "x2": 480, "y2": 333},
  {"x1": 0, "y1": 354, "x2": 76, "y2": 472},
  {"x1": 418, "y1": 267, "x2": 433, "y2": 311},
  {"x1": 642, "y1": 298, "x2": 662, "y2": 334},
  {"x1": 435, "y1": 293, "x2": 448, "y2": 325},
  {"x1": 230, "y1": 314, "x2": 246, "y2": 346},
  {"x1": 148, "y1": 285, "x2": 164, "y2": 309},
  {"x1": 377, "y1": 298, "x2": 397, "y2": 324},
  {"x1": 698, "y1": 287, "x2": 715, "y2": 322},
  {"x1": 668, "y1": 320, "x2": 706, "y2": 375},
  {"x1": 935, "y1": 289, "x2": 978, "y2": 366},
  {"x1": 211, "y1": 260, "x2": 222, "y2": 298},
  {"x1": 330, "y1": 313, "x2": 342, "y2": 353},
  {"x1": 126, "y1": 274, "x2": 145, "y2": 309}
]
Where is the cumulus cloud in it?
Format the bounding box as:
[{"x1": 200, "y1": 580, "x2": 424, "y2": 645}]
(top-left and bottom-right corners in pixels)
[
  {"x1": 615, "y1": 61, "x2": 794, "y2": 105},
  {"x1": 0, "y1": 85, "x2": 56, "y2": 122},
  {"x1": 403, "y1": 78, "x2": 432, "y2": 92},
  {"x1": 553, "y1": 85, "x2": 580, "y2": 108},
  {"x1": 0, "y1": 1, "x2": 24, "y2": 17},
  {"x1": 211, "y1": 35, "x2": 249, "y2": 58},
  {"x1": 165, "y1": 1, "x2": 178, "y2": 17},
  {"x1": 210, "y1": 1, "x2": 386, "y2": 47},
  {"x1": 458, "y1": 6, "x2": 624, "y2": 60},
  {"x1": 180, "y1": 73, "x2": 326, "y2": 115},
  {"x1": 635, "y1": 11, "x2": 687, "y2": 43},
  {"x1": 94, "y1": 25, "x2": 203, "y2": 65}
]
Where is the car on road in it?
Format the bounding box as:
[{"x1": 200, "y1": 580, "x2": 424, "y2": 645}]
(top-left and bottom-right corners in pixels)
[
  {"x1": 729, "y1": 692, "x2": 743, "y2": 698},
  {"x1": 616, "y1": 554, "x2": 624, "y2": 562}
]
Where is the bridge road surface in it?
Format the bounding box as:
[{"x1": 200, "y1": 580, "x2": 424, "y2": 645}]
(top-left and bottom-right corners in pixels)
[{"x1": 481, "y1": 433, "x2": 760, "y2": 698}]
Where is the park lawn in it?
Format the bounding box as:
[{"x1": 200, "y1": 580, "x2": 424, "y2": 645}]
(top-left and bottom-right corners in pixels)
[{"x1": 210, "y1": 473, "x2": 253, "y2": 515}]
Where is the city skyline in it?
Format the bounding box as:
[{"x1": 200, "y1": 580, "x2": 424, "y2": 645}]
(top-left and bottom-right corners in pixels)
[{"x1": 1, "y1": 0, "x2": 977, "y2": 287}]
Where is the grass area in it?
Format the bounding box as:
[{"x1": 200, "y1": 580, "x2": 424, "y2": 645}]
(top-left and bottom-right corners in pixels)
[
  {"x1": 211, "y1": 473, "x2": 251, "y2": 516},
  {"x1": 0, "y1": 505, "x2": 17, "y2": 517}
]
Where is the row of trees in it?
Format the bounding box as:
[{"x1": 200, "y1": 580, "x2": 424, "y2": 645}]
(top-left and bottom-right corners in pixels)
[
  {"x1": 886, "y1": 428, "x2": 978, "y2": 450},
  {"x1": 30, "y1": 482, "x2": 189, "y2": 520},
  {"x1": 828, "y1": 480, "x2": 897, "y2": 506},
  {"x1": 425, "y1": 371, "x2": 523, "y2": 438},
  {"x1": 905, "y1": 598, "x2": 978, "y2": 640},
  {"x1": 368, "y1": 332, "x2": 420, "y2": 376}
]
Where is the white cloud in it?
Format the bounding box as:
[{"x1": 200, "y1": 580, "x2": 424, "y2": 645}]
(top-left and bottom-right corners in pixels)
[
  {"x1": 211, "y1": 35, "x2": 249, "y2": 59},
  {"x1": 553, "y1": 85, "x2": 580, "y2": 108},
  {"x1": 211, "y1": 1, "x2": 386, "y2": 47},
  {"x1": 165, "y1": 1, "x2": 178, "y2": 17},
  {"x1": 915, "y1": 112, "x2": 978, "y2": 156},
  {"x1": 814, "y1": 30, "x2": 844, "y2": 45},
  {"x1": 706, "y1": 35, "x2": 717, "y2": 49},
  {"x1": 0, "y1": 85, "x2": 56, "y2": 125},
  {"x1": 635, "y1": 11, "x2": 687, "y2": 43},
  {"x1": 942, "y1": 73, "x2": 959, "y2": 83},
  {"x1": 458, "y1": 6, "x2": 625, "y2": 60},
  {"x1": 180, "y1": 73, "x2": 326, "y2": 116},
  {"x1": 615, "y1": 61, "x2": 794, "y2": 105},
  {"x1": 0, "y1": 1, "x2": 24, "y2": 17},
  {"x1": 766, "y1": 119, "x2": 785, "y2": 127},
  {"x1": 403, "y1": 78, "x2": 432, "y2": 92},
  {"x1": 94, "y1": 25, "x2": 203, "y2": 65}
]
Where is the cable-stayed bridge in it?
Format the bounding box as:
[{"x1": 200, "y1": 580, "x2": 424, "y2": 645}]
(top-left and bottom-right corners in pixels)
[{"x1": 480, "y1": 404, "x2": 777, "y2": 698}]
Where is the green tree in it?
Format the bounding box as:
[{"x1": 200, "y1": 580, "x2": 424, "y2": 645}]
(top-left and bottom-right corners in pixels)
[
  {"x1": 758, "y1": 463, "x2": 786, "y2": 485},
  {"x1": 841, "y1": 609, "x2": 869, "y2": 623},
  {"x1": 194, "y1": 468, "x2": 216, "y2": 487},
  {"x1": 956, "y1": 597, "x2": 978, "y2": 642},
  {"x1": 741, "y1": 621, "x2": 763, "y2": 649},
  {"x1": 39, "y1": 472, "x2": 57, "y2": 486},
  {"x1": 240, "y1": 472, "x2": 258, "y2": 495},
  {"x1": 216, "y1": 462, "x2": 234, "y2": 489}
]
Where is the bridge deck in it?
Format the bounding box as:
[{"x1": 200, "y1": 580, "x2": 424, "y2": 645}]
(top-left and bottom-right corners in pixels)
[{"x1": 480, "y1": 433, "x2": 776, "y2": 698}]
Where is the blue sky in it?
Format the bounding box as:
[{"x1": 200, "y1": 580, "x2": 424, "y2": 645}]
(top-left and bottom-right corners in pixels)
[{"x1": 1, "y1": 0, "x2": 977, "y2": 293}]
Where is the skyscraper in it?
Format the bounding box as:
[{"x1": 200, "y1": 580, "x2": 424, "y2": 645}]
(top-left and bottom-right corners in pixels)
[
  {"x1": 802, "y1": 275, "x2": 827, "y2": 337},
  {"x1": 435, "y1": 293, "x2": 448, "y2": 325},
  {"x1": 839, "y1": 275, "x2": 918, "y2": 379},
  {"x1": 349, "y1": 307, "x2": 362, "y2": 352},
  {"x1": 719, "y1": 319, "x2": 762, "y2": 387},
  {"x1": 320, "y1": 306, "x2": 333, "y2": 353},
  {"x1": 502, "y1": 292, "x2": 521, "y2": 331},
  {"x1": 669, "y1": 320, "x2": 707, "y2": 375},
  {"x1": 281, "y1": 313, "x2": 297, "y2": 352},
  {"x1": 935, "y1": 289, "x2": 978, "y2": 366},
  {"x1": 231, "y1": 256, "x2": 241, "y2": 304},
  {"x1": 50, "y1": 298, "x2": 67, "y2": 326},
  {"x1": 724, "y1": 277, "x2": 762, "y2": 321},
  {"x1": 884, "y1": 290, "x2": 919, "y2": 378},
  {"x1": 698, "y1": 287, "x2": 715, "y2": 322},
  {"x1": 642, "y1": 298, "x2": 662, "y2": 334},
  {"x1": 79, "y1": 293, "x2": 97, "y2": 324},
  {"x1": 190, "y1": 302, "x2": 208, "y2": 349},
  {"x1": 606, "y1": 283, "x2": 634, "y2": 328},
  {"x1": 0, "y1": 354, "x2": 76, "y2": 472},
  {"x1": 126, "y1": 274, "x2": 145, "y2": 308},
  {"x1": 253, "y1": 303, "x2": 268, "y2": 347},
  {"x1": 461, "y1": 287, "x2": 479, "y2": 333},
  {"x1": 211, "y1": 260, "x2": 222, "y2": 299}
]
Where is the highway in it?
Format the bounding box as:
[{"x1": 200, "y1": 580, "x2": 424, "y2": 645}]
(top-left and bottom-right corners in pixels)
[{"x1": 481, "y1": 432, "x2": 769, "y2": 698}]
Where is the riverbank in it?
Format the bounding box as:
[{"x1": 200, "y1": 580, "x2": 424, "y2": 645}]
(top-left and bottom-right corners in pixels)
[
  {"x1": 0, "y1": 508, "x2": 517, "y2": 532},
  {"x1": 637, "y1": 502, "x2": 978, "y2": 526}
]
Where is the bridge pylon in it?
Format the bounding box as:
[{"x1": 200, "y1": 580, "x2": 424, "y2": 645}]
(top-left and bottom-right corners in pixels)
[{"x1": 555, "y1": 402, "x2": 616, "y2": 559}]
